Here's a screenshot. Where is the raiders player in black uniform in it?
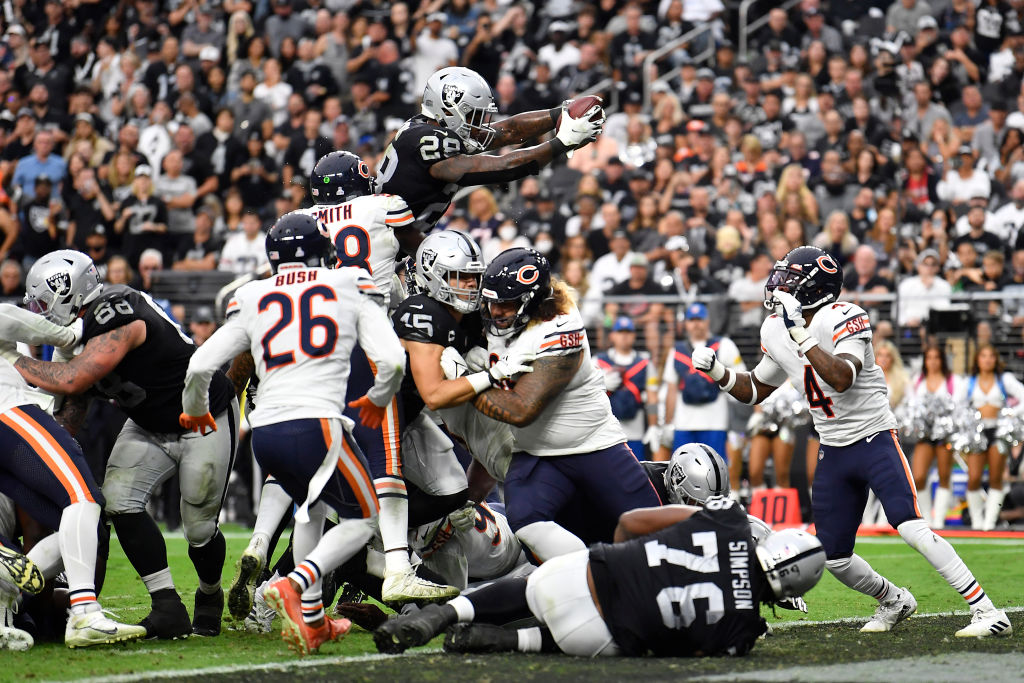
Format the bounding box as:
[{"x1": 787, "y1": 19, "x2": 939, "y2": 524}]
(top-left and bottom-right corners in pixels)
[
  {"x1": 376, "y1": 66, "x2": 605, "y2": 228},
  {"x1": 375, "y1": 498, "x2": 825, "y2": 657},
  {"x1": 15, "y1": 250, "x2": 238, "y2": 639}
]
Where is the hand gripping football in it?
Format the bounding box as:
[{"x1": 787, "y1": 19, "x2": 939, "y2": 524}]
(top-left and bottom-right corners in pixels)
[{"x1": 564, "y1": 95, "x2": 605, "y2": 122}]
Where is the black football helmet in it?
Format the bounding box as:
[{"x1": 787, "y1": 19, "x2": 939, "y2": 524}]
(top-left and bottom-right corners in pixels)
[
  {"x1": 265, "y1": 211, "x2": 335, "y2": 273},
  {"x1": 310, "y1": 151, "x2": 373, "y2": 205},
  {"x1": 481, "y1": 247, "x2": 552, "y2": 336},
  {"x1": 764, "y1": 245, "x2": 843, "y2": 311}
]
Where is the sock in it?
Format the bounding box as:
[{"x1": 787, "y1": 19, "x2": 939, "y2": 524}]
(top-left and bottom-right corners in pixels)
[
  {"x1": 68, "y1": 588, "x2": 98, "y2": 615},
  {"x1": 983, "y1": 489, "x2": 1005, "y2": 531},
  {"x1": 966, "y1": 489, "x2": 985, "y2": 530},
  {"x1": 304, "y1": 518, "x2": 376, "y2": 578},
  {"x1": 188, "y1": 529, "x2": 226, "y2": 594},
  {"x1": 376, "y1": 478, "x2": 411, "y2": 574},
  {"x1": 515, "y1": 522, "x2": 586, "y2": 563},
  {"x1": 932, "y1": 487, "x2": 952, "y2": 529},
  {"x1": 462, "y1": 576, "x2": 532, "y2": 624},
  {"x1": 825, "y1": 554, "x2": 897, "y2": 602},
  {"x1": 301, "y1": 588, "x2": 324, "y2": 624},
  {"x1": 517, "y1": 626, "x2": 543, "y2": 652},
  {"x1": 292, "y1": 502, "x2": 326, "y2": 563},
  {"x1": 448, "y1": 595, "x2": 474, "y2": 622},
  {"x1": 897, "y1": 518, "x2": 995, "y2": 613},
  {"x1": 252, "y1": 479, "x2": 293, "y2": 558},
  {"x1": 288, "y1": 560, "x2": 323, "y2": 592},
  {"x1": 142, "y1": 570, "x2": 176, "y2": 594},
  {"x1": 58, "y1": 502, "x2": 101, "y2": 613},
  {"x1": 916, "y1": 487, "x2": 932, "y2": 527},
  {"x1": 26, "y1": 534, "x2": 63, "y2": 579},
  {"x1": 111, "y1": 512, "x2": 170, "y2": 581}
]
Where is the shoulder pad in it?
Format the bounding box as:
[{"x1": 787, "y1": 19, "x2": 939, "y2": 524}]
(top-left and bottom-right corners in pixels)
[
  {"x1": 392, "y1": 295, "x2": 454, "y2": 344},
  {"x1": 82, "y1": 288, "x2": 141, "y2": 339}
]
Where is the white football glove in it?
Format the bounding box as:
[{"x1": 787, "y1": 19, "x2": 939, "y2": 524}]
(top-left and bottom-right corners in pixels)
[
  {"x1": 465, "y1": 346, "x2": 489, "y2": 373},
  {"x1": 0, "y1": 340, "x2": 22, "y2": 366},
  {"x1": 555, "y1": 106, "x2": 605, "y2": 150},
  {"x1": 660, "y1": 424, "x2": 676, "y2": 448},
  {"x1": 440, "y1": 346, "x2": 470, "y2": 380},
  {"x1": 642, "y1": 424, "x2": 661, "y2": 448},
  {"x1": 691, "y1": 346, "x2": 725, "y2": 381},
  {"x1": 448, "y1": 501, "x2": 478, "y2": 532},
  {"x1": 489, "y1": 352, "x2": 535, "y2": 384},
  {"x1": 771, "y1": 291, "x2": 818, "y2": 352},
  {"x1": 777, "y1": 596, "x2": 808, "y2": 613},
  {"x1": 602, "y1": 366, "x2": 622, "y2": 392}
]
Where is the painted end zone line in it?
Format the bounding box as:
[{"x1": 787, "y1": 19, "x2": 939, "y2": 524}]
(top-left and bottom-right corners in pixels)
[
  {"x1": 65, "y1": 648, "x2": 444, "y2": 683},
  {"x1": 772, "y1": 605, "x2": 1024, "y2": 630}
]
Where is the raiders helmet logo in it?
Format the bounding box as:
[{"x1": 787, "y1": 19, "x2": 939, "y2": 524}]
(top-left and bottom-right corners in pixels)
[
  {"x1": 421, "y1": 248, "x2": 438, "y2": 271},
  {"x1": 46, "y1": 272, "x2": 71, "y2": 296},
  {"x1": 441, "y1": 83, "x2": 464, "y2": 109}
]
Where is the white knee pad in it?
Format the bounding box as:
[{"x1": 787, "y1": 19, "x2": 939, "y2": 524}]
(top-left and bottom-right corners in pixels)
[
  {"x1": 896, "y1": 517, "x2": 935, "y2": 554},
  {"x1": 825, "y1": 556, "x2": 852, "y2": 573},
  {"x1": 515, "y1": 521, "x2": 586, "y2": 563}
]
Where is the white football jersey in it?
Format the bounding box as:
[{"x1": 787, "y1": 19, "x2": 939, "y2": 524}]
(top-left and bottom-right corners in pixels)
[
  {"x1": 182, "y1": 265, "x2": 404, "y2": 428},
  {"x1": 753, "y1": 302, "x2": 896, "y2": 446},
  {"x1": 486, "y1": 304, "x2": 627, "y2": 456},
  {"x1": 303, "y1": 194, "x2": 414, "y2": 308}
]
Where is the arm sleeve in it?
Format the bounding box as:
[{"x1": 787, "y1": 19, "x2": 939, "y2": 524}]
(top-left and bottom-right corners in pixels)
[
  {"x1": 834, "y1": 336, "x2": 869, "y2": 364},
  {"x1": 356, "y1": 292, "x2": 406, "y2": 408},
  {"x1": 182, "y1": 313, "x2": 251, "y2": 417},
  {"x1": 752, "y1": 353, "x2": 788, "y2": 388},
  {"x1": 0, "y1": 303, "x2": 78, "y2": 347}
]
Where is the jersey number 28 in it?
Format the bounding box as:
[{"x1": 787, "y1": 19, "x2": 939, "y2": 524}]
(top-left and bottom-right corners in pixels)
[{"x1": 259, "y1": 285, "x2": 338, "y2": 370}]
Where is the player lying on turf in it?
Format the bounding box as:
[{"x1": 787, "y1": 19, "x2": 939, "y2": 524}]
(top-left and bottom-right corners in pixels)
[
  {"x1": 374, "y1": 497, "x2": 824, "y2": 657},
  {"x1": 694, "y1": 245, "x2": 1012, "y2": 638},
  {"x1": 0, "y1": 302, "x2": 145, "y2": 648},
  {"x1": 181, "y1": 212, "x2": 405, "y2": 656}
]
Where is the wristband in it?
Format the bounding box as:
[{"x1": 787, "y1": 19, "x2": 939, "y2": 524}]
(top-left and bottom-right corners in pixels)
[
  {"x1": 843, "y1": 358, "x2": 859, "y2": 384},
  {"x1": 707, "y1": 360, "x2": 726, "y2": 382},
  {"x1": 548, "y1": 106, "x2": 562, "y2": 126},
  {"x1": 721, "y1": 368, "x2": 737, "y2": 393},
  {"x1": 744, "y1": 374, "x2": 760, "y2": 405},
  {"x1": 645, "y1": 403, "x2": 659, "y2": 416},
  {"x1": 466, "y1": 371, "x2": 492, "y2": 395},
  {"x1": 788, "y1": 325, "x2": 810, "y2": 345},
  {"x1": 797, "y1": 336, "x2": 820, "y2": 354}
]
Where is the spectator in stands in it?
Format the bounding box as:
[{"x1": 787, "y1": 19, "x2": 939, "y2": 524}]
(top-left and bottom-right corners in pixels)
[
  {"x1": 595, "y1": 317, "x2": 657, "y2": 459},
  {"x1": 897, "y1": 248, "x2": 953, "y2": 328},
  {"x1": 0, "y1": 259, "x2": 23, "y2": 303},
  {"x1": 938, "y1": 146, "x2": 992, "y2": 209},
  {"x1": 173, "y1": 206, "x2": 221, "y2": 271},
  {"x1": 233, "y1": 131, "x2": 279, "y2": 214},
  {"x1": 591, "y1": 229, "x2": 635, "y2": 295},
  {"x1": 114, "y1": 164, "x2": 168, "y2": 267},
  {"x1": 189, "y1": 305, "x2": 219, "y2": 346},
  {"x1": 953, "y1": 204, "x2": 1005, "y2": 256},
  {"x1": 133, "y1": 247, "x2": 164, "y2": 294},
  {"x1": 604, "y1": 253, "x2": 669, "y2": 359},
  {"x1": 265, "y1": 0, "x2": 305, "y2": 59},
  {"x1": 813, "y1": 210, "x2": 860, "y2": 268},
  {"x1": 155, "y1": 149, "x2": 197, "y2": 246},
  {"x1": 12, "y1": 127, "x2": 65, "y2": 200},
  {"x1": 18, "y1": 174, "x2": 67, "y2": 268},
  {"x1": 218, "y1": 208, "x2": 268, "y2": 275},
  {"x1": 282, "y1": 109, "x2": 331, "y2": 187}
]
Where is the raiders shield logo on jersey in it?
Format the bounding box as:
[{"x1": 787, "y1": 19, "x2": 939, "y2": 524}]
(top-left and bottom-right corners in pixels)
[
  {"x1": 441, "y1": 83, "x2": 464, "y2": 109},
  {"x1": 46, "y1": 272, "x2": 71, "y2": 296}
]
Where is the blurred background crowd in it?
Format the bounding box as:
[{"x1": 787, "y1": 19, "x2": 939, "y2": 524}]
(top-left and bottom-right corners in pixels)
[{"x1": 2, "y1": 0, "x2": 1024, "y2": 526}]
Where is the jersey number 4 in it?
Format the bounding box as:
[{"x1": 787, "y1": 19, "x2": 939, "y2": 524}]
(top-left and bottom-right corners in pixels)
[
  {"x1": 803, "y1": 365, "x2": 835, "y2": 418},
  {"x1": 259, "y1": 285, "x2": 338, "y2": 370}
]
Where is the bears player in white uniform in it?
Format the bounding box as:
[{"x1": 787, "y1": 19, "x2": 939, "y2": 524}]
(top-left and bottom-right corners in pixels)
[
  {"x1": 181, "y1": 212, "x2": 406, "y2": 655},
  {"x1": 467, "y1": 248, "x2": 662, "y2": 562},
  {"x1": 693, "y1": 245, "x2": 1011, "y2": 638}
]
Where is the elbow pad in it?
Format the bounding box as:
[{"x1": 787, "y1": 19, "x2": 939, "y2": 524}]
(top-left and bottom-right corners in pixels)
[{"x1": 458, "y1": 161, "x2": 541, "y2": 186}]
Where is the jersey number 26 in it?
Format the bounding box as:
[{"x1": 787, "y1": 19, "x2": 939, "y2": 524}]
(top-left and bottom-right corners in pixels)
[{"x1": 259, "y1": 285, "x2": 338, "y2": 370}]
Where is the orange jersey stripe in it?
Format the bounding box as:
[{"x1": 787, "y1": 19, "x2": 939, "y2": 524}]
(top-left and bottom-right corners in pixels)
[
  {"x1": 13, "y1": 407, "x2": 93, "y2": 503},
  {"x1": 0, "y1": 413, "x2": 86, "y2": 504},
  {"x1": 338, "y1": 437, "x2": 378, "y2": 516},
  {"x1": 319, "y1": 418, "x2": 333, "y2": 451},
  {"x1": 890, "y1": 430, "x2": 921, "y2": 518}
]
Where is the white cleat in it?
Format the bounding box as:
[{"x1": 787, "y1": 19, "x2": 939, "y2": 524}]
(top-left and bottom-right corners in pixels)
[
  {"x1": 955, "y1": 609, "x2": 1013, "y2": 638},
  {"x1": 243, "y1": 581, "x2": 275, "y2": 634},
  {"x1": 0, "y1": 625, "x2": 33, "y2": 651},
  {"x1": 65, "y1": 605, "x2": 147, "y2": 648},
  {"x1": 860, "y1": 587, "x2": 917, "y2": 632},
  {"x1": 381, "y1": 569, "x2": 460, "y2": 605}
]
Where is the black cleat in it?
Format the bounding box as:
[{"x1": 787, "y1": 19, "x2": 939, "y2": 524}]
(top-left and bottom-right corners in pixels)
[
  {"x1": 192, "y1": 587, "x2": 224, "y2": 636},
  {"x1": 227, "y1": 552, "x2": 263, "y2": 620},
  {"x1": 373, "y1": 604, "x2": 455, "y2": 654},
  {"x1": 444, "y1": 623, "x2": 519, "y2": 654},
  {"x1": 138, "y1": 594, "x2": 192, "y2": 640}
]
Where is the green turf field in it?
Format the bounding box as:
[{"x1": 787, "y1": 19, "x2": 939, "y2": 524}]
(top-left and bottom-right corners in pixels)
[{"x1": 12, "y1": 529, "x2": 1024, "y2": 682}]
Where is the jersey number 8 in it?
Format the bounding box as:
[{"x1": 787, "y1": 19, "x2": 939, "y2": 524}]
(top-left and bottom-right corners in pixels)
[
  {"x1": 335, "y1": 224, "x2": 372, "y2": 273},
  {"x1": 259, "y1": 285, "x2": 338, "y2": 370}
]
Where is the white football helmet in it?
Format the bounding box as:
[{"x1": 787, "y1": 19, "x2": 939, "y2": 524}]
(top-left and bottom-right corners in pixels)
[
  {"x1": 24, "y1": 250, "x2": 103, "y2": 326},
  {"x1": 664, "y1": 443, "x2": 729, "y2": 505},
  {"x1": 421, "y1": 67, "x2": 498, "y2": 153},
  {"x1": 755, "y1": 529, "x2": 826, "y2": 600},
  {"x1": 415, "y1": 230, "x2": 485, "y2": 314}
]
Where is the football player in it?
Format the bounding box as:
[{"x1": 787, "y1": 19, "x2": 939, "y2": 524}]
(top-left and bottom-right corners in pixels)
[
  {"x1": 377, "y1": 66, "x2": 604, "y2": 227},
  {"x1": 13, "y1": 251, "x2": 239, "y2": 638},
  {"x1": 180, "y1": 212, "x2": 405, "y2": 655},
  {"x1": 468, "y1": 248, "x2": 663, "y2": 561},
  {"x1": 373, "y1": 500, "x2": 824, "y2": 657},
  {"x1": 0, "y1": 303, "x2": 145, "y2": 648},
  {"x1": 694, "y1": 245, "x2": 1012, "y2": 638}
]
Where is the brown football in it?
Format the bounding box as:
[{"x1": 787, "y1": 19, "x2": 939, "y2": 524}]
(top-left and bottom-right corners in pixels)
[{"x1": 565, "y1": 95, "x2": 604, "y2": 121}]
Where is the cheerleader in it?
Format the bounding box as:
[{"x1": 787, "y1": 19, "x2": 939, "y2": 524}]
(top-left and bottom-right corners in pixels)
[
  {"x1": 909, "y1": 343, "x2": 962, "y2": 528},
  {"x1": 959, "y1": 344, "x2": 1024, "y2": 530}
]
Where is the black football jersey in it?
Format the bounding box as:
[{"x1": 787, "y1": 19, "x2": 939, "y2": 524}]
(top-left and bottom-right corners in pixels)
[
  {"x1": 79, "y1": 285, "x2": 234, "y2": 433},
  {"x1": 391, "y1": 293, "x2": 484, "y2": 420},
  {"x1": 641, "y1": 460, "x2": 670, "y2": 504},
  {"x1": 376, "y1": 115, "x2": 466, "y2": 228},
  {"x1": 589, "y1": 499, "x2": 769, "y2": 657}
]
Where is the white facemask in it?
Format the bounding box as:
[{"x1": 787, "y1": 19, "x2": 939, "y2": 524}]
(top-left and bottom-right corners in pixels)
[{"x1": 498, "y1": 225, "x2": 517, "y2": 242}]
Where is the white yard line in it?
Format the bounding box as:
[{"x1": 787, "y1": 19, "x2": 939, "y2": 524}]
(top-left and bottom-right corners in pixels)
[{"x1": 772, "y1": 605, "x2": 1024, "y2": 629}]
